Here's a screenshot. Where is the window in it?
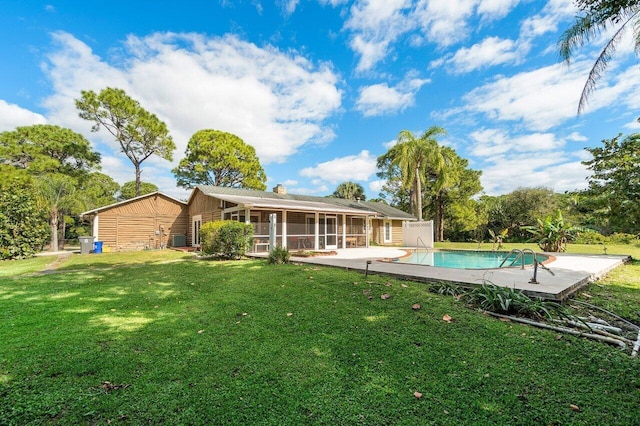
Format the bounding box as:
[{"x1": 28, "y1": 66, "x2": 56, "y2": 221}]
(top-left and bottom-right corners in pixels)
[{"x1": 383, "y1": 220, "x2": 392, "y2": 243}]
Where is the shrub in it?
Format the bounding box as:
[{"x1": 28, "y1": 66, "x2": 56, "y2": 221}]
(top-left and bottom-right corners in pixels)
[
  {"x1": 268, "y1": 246, "x2": 291, "y2": 264},
  {"x1": 0, "y1": 180, "x2": 49, "y2": 260},
  {"x1": 574, "y1": 229, "x2": 607, "y2": 244},
  {"x1": 200, "y1": 220, "x2": 253, "y2": 259},
  {"x1": 608, "y1": 233, "x2": 638, "y2": 245},
  {"x1": 464, "y1": 284, "x2": 571, "y2": 321}
]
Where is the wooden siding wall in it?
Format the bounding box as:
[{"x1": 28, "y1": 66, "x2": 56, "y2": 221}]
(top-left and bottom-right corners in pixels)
[
  {"x1": 96, "y1": 194, "x2": 188, "y2": 251},
  {"x1": 371, "y1": 219, "x2": 404, "y2": 246},
  {"x1": 187, "y1": 189, "x2": 223, "y2": 245}
]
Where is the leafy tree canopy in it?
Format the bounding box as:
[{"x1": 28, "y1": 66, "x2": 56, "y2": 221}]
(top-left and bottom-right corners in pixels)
[
  {"x1": 119, "y1": 181, "x2": 159, "y2": 200},
  {"x1": 582, "y1": 130, "x2": 640, "y2": 233},
  {"x1": 331, "y1": 181, "x2": 366, "y2": 201},
  {"x1": 377, "y1": 126, "x2": 447, "y2": 221},
  {"x1": 173, "y1": 129, "x2": 266, "y2": 190},
  {"x1": 79, "y1": 172, "x2": 120, "y2": 210},
  {"x1": 0, "y1": 124, "x2": 100, "y2": 178},
  {"x1": 76, "y1": 87, "x2": 175, "y2": 197}
]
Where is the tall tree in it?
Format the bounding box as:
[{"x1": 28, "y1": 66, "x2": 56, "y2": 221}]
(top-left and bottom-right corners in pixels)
[
  {"x1": 76, "y1": 87, "x2": 175, "y2": 197},
  {"x1": 582, "y1": 130, "x2": 640, "y2": 233},
  {"x1": 0, "y1": 124, "x2": 100, "y2": 177},
  {"x1": 423, "y1": 150, "x2": 483, "y2": 241},
  {"x1": 332, "y1": 181, "x2": 366, "y2": 201},
  {"x1": 559, "y1": 0, "x2": 640, "y2": 113},
  {"x1": 173, "y1": 129, "x2": 266, "y2": 190},
  {"x1": 79, "y1": 172, "x2": 120, "y2": 210},
  {"x1": 119, "y1": 181, "x2": 159, "y2": 200},
  {"x1": 0, "y1": 124, "x2": 101, "y2": 252},
  {"x1": 377, "y1": 126, "x2": 447, "y2": 221}
]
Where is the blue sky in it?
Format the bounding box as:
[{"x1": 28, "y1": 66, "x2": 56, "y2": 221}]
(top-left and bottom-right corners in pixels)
[{"x1": 2, "y1": 0, "x2": 640, "y2": 201}]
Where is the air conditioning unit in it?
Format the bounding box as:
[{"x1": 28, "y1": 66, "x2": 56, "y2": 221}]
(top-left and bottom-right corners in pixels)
[{"x1": 172, "y1": 235, "x2": 186, "y2": 247}]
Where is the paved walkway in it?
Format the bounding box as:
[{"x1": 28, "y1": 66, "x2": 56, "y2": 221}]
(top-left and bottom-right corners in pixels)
[{"x1": 256, "y1": 248, "x2": 630, "y2": 300}]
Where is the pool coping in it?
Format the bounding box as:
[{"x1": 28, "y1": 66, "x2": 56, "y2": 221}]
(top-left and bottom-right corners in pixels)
[{"x1": 250, "y1": 247, "x2": 631, "y2": 301}]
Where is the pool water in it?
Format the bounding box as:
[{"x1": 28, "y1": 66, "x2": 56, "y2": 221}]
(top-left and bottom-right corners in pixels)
[{"x1": 394, "y1": 250, "x2": 548, "y2": 269}]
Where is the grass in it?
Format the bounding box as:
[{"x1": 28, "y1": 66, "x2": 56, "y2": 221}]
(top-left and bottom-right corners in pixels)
[{"x1": 1, "y1": 249, "x2": 639, "y2": 425}]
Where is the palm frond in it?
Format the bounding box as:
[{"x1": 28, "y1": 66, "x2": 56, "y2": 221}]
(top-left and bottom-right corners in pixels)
[{"x1": 578, "y1": 14, "x2": 635, "y2": 114}]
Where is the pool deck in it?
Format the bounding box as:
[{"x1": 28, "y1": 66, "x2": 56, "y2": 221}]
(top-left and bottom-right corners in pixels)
[{"x1": 252, "y1": 248, "x2": 631, "y2": 300}]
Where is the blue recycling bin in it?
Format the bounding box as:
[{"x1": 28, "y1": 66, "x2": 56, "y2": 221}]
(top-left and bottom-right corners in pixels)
[{"x1": 93, "y1": 241, "x2": 103, "y2": 254}]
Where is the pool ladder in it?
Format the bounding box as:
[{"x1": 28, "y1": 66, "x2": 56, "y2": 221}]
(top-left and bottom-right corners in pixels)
[
  {"x1": 499, "y1": 249, "x2": 554, "y2": 283},
  {"x1": 416, "y1": 237, "x2": 430, "y2": 252}
]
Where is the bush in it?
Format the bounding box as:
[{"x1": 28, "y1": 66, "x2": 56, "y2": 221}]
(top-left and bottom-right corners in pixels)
[
  {"x1": 268, "y1": 246, "x2": 291, "y2": 264},
  {"x1": 574, "y1": 229, "x2": 607, "y2": 244},
  {"x1": 200, "y1": 220, "x2": 253, "y2": 259},
  {"x1": 463, "y1": 284, "x2": 571, "y2": 321},
  {"x1": 0, "y1": 180, "x2": 49, "y2": 260},
  {"x1": 608, "y1": 233, "x2": 638, "y2": 245}
]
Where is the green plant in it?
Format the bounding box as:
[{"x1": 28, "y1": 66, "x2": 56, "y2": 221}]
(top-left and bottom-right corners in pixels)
[
  {"x1": 521, "y1": 210, "x2": 581, "y2": 252},
  {"x1": 0, "y1": 180, "x2": 49, "y2": 259},
  {"x1": 574, "y1": 229, "x2": 607, "y2": 244},
  {"x1": 608, "y1": 232, "x2": 638, "y2": 245},
  {"x1": 429, "y1": 282, "x2": 465, "y2": 296},
  {"x1": 488, "y1": 228, "x2": 508, "y2": 250},
  {"x1": 268, "y1": 245, "x2": 291, "y2": 264},
  {"x1": 464, "y1": 283, "x2": 571, "y2": 321},
  {"x1": 200, "y1": 220, "x2": 253, "y2": 259}
]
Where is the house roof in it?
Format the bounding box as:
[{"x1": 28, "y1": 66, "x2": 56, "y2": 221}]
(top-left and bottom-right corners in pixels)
[
  {"x1": 194, "y1": 185, "x2": 416, "y2": 220},
  {"x1": 80, "y1": 191, "x2": 187, "y2": 217}
]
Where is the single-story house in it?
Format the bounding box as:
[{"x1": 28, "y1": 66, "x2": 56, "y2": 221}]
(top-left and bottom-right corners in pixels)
[
  {"x1": 81, "y1": 184, "x2": 416, "y2": 252},
  {"x1": 80, "y1": 192, "x2": 189, "y2": 251}
]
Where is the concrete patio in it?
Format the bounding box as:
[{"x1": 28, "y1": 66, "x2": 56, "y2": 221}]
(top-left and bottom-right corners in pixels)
[{"x1": 254, "y1": 247, "x2": 631, "y2": 300}]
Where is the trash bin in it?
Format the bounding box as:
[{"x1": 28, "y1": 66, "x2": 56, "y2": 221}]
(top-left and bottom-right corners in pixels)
[
  {"x1": 93, "y1": 241, "x2": 103, "y2": 254},
  {"x1": 79, "y1": 236, "x2": 94, "y2": 254}
]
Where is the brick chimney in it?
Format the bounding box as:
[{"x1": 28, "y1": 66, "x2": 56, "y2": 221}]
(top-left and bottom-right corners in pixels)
[{"x1": 273, "y1": 184, "x2": 287, "y2": 195}]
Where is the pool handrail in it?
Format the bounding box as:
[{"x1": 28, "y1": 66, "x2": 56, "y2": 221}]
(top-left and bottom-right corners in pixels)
[{"x1": 416, "y1": 237, "x2": 429, "y2": 252}]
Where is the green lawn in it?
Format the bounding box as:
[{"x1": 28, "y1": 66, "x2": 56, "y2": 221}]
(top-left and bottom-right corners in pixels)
[{"x1": 1, "y1": 249, "x2": 638, "y2": 425}]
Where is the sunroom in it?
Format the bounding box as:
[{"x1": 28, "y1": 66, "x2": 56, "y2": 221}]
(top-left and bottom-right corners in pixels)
[{"x1": 220, "y1": 197, "x2": 376, "y2": 252}]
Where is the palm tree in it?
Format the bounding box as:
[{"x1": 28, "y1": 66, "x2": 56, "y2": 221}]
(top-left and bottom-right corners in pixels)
[
  {"x1": 388, "y1": 126, "x2": 447, "y2": 221},
  {"x1": 35, "y1": 173, "x2": 78, "y2": 252},
  {"x1": 559, "y1": 0, "x2": 640, "y2": 114},
  {"x1": 332, "y1": 181, "x2": 366, "y2": 201}
]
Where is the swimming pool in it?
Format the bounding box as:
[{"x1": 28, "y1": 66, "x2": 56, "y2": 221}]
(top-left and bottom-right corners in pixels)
[{"x1": 392, "y1": 250, "x2": 549, "y2": 269}]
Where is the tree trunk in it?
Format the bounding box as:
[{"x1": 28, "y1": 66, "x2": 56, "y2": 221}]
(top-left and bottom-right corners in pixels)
[
  {"x1": 135, "y1": 163, "x2": 142, "y2": 197},
  {"x1": 50, "y1": 210, "x2": 59, "y2": 252},
  {"x1": 434, "y1": 194, "x2": 443, "y2": 242},
  {"x1": 59, "y1": 213, "x2": 66, "y2": 249},
  {"x1": 415, "y1": 167, "x2": 423, "y2": 221}
]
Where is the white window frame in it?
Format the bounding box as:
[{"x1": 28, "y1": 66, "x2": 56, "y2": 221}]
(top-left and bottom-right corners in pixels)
[
  {"x1": 383, "y1": 219, "x2": 392, "y2": 244},
  {"x1": 192, "y1": 215, "x2": 202, "y2": 247}
]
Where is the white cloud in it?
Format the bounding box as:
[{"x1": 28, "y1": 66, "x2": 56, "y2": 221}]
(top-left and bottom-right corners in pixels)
[
  {"x1": 41, "y1": 31, "x2": 343, "y2": 172},
  {"x1": 368, "y1": 179, "x2": 386, "y2": 193},
  {"x1": 432, "y1": 36, "x2": 530, "y2": 74},
  {"x1": 280, "y1": 0, "x2": 300, "y2": 14},
  {"x1": 382, "y1": 139, "x2": 397, "y2": 149},
  {"x1": 0, "y1": 100, "x2": 48, "y2": 131},
  {"x1": 414, "y1": 0, "x2": 479, "y2": 47},
  {"x1": 300, "y1": 150, "x2": 378, "y2": 183},
  {"x1": 477, "y1": 0, "x2": 520, "y2": 18},
  {"x1": 566, "y1": 131, "x2": 587, "y2": 142},
  {"x1": 355, "y1": 73, "x2": 429, "y2": 116},
  {"x1": 468, "y1": 126, "x2": 589, "y2": 194},
  {"x1": 318, "y1": 0, "x2": 349, "y2": 5},
  {"x1": 480, "y1": 153, "x2": 588, "y2": 195},
  {"x1": 345, "y1": 0, "x2": 414, "y2": 72},
  {"x1": 460, "y1": 62, "x2": 587, "y2": 131},
  {"x1": 520, "y1": 0, "x2": 576, "y2": 38}
]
